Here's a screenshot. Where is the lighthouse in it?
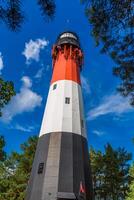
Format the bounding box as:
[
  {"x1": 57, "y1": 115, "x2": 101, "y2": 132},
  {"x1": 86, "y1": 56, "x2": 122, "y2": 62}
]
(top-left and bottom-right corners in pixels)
[{"x1": 25, "y1": 32, "x2": 93, "y2": 200}]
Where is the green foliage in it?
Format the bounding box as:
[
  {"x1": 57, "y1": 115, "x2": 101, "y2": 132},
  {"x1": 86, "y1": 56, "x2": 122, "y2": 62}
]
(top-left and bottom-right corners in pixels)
[
  {"x1": 1, "y1": 0, "x2": 24, "y2": 31},
  {"x1": 90, "y1": 144, "x2": 132, "y2": 199},
  {"x1": 0, "y1": 77, "x2": 15, "y2": 117},
  {"x1": 125, "y1": 164, "x2": 134, "y2": 200},
  {"x1": 0, "y1": 135, "x2": 6, "y2": 161},
  {"x1": 125, "y1": 139, "x2": 134, "y2": 200},
  {"x1": 0, "y1": 0, "x2": 55, "y2": 31},
  {"x1": 0, "y1": 135, "x2": 38, "y2": 200},
  {"x1": 37, "y1": 0, "x2": 56, "y2": 20},
  {"x1": 82, "y1": 0, "x2": 134, "y2": 106}
]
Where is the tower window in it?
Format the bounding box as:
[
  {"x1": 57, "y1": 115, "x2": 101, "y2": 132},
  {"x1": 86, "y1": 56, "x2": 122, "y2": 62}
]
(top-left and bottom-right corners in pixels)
[
  {"x1": 38, "y1": 163, "x2": 44, "y2": 174},
  {"x1": 53, "y1": 84, "x2": 57, "y2": 90},
  {"x1": 65, "y1": 97, "x2": 70, "y2": 104}
]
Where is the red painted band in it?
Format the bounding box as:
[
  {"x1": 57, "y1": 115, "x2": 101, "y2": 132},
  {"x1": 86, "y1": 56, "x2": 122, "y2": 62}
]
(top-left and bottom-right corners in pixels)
[{"x1": 51, "y1": 52, "x2": 81, "y2": 85}]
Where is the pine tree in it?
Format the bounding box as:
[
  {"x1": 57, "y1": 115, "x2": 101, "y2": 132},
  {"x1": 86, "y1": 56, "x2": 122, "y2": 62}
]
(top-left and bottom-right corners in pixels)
[
  {"x1": 82, "y1": 0, "x2": 134, "y2": 106},
  {"x1": 126, "y1": 164, "x2": 134, "y2": 200},
  {"x1": 125, "y1": 139, "x2": 134, "y2": 200},
  {"x1": 0, "y1": 135, "x2": 38, "y2": 200},
  {"x1": 0, "y1": 0, "x2": 55, "y2": 31},
  {"x1": 0, "y1": 135, "x2": 6, "y2": 161},
  {"x1": 90, "y1": 144, "x2": 132, "y2": 199}
]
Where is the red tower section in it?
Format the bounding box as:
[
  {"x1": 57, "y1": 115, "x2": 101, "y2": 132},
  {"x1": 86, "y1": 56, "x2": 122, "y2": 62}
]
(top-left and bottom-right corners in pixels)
[{"x1": 51, "y1": 39, "x2": 83, "y2": 85}]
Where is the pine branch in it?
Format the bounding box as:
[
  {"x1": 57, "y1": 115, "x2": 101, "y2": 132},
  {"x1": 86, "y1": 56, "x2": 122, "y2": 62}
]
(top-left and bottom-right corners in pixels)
[{"x1": 37, "y1": 0, "x2": 55, "y2": 20}]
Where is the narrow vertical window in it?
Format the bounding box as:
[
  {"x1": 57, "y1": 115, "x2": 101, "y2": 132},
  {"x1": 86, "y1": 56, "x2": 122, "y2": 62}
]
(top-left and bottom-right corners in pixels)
[
  {"x1": 38, "y1": 163, "x2": 44, "y2": 174},
  {"x1": 81, "y1": 120, "x2": 84, "y2": 128},
  {"x1": 65, "y1": 97, "x2": 70, "y2": 104}
]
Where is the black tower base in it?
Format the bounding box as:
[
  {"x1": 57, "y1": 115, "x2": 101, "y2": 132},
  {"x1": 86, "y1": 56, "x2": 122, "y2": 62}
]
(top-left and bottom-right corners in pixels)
[{"x1": 25, "y1": 132, "x2": 93, "y2": 200}]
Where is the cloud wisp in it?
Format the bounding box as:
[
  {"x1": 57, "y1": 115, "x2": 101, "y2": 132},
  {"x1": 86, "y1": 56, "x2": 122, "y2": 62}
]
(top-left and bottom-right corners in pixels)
[
  {"x1": 15, "y1": 124, "x2": 35, "y2": 132},
  {"x1": 87, "y1": 93, "x2": 133, "y2": 120},
  {"x1": 34, "y1": 67, "x2": 45, "y2": 79},
  {"x1": 93, "y1": 130, "x2": 105, "y2": 136},
  {"x1": 22, "y1": 38, "x2": 49, "y2": 64},
  {"x1": 1, "y1": 76, "x2": 42, "y2": 123},
  {"x1": 81, "y1": 75, "x2": 90, "y2": 94},
  {"x1": 0, "y1": 52, "x2": 4, "y2": 74},
  {"x1": 9, "y1": 123, "x2": 35, "y2": 133}
]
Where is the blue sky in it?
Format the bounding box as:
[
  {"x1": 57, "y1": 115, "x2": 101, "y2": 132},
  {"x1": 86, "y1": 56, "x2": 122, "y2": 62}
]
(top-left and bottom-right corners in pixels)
[{"x1": 0, "y1": 0, "x2": 134, "y2": 156}]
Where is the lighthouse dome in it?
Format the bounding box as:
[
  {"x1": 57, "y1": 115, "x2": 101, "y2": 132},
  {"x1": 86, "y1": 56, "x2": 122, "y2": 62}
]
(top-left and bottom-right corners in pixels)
[{"x1": 56, "y1": 31, "x2": 80, "y2": 47}]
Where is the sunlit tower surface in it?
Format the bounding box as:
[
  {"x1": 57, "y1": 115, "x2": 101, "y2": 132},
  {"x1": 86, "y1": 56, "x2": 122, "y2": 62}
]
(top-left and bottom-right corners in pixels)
[{"x1": 25, "y1": 32, "x2": 93, "y2": 200}]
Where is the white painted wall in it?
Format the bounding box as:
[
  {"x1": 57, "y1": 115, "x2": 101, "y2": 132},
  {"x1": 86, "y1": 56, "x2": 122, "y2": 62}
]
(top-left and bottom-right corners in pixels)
[{"x1": 39, "y1": 80, "x2": 87, "y2": 138}]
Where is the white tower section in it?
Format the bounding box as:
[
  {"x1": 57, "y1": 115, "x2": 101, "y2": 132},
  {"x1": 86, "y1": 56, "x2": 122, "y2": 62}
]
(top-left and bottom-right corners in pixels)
[{"x1": 39, "y1": 80, "x2": 87, "y2": 137}]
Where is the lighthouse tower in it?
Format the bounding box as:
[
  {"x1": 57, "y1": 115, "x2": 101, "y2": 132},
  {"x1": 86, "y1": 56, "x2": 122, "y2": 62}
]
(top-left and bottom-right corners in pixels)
[{"x1": 25, "y1": 32, "x2": 93, "y2": 200}]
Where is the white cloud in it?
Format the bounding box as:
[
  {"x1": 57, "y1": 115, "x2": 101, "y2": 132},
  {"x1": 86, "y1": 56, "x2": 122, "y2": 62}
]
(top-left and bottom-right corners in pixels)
[
  {"x1": 22, "y1": 38, "x2": 49, "y2": 64},
  {"x1": 21, "y1": 76, "x2": 32, "y2": 87},
  {"x1": 34, "y1": 67, "x2": 44, "y2": 79},
  {"x1": 0, "y1": 52, "x2": 4, "y2": 74},
  {"x1": 15, "y1": 124, "x2": 35, "y2": 132},
  {"x1": 87, "y1": 93, "x2": 133, "y2": 120},
  {"x1": 93, "y1": 130, "x2": 105, "y2": 136},
  {"x1": 1, "y1": 76, "x2": 42, "y2": 123},
  {"x1": 81, "y1": 75, "x2": 90, "y2": 94}
]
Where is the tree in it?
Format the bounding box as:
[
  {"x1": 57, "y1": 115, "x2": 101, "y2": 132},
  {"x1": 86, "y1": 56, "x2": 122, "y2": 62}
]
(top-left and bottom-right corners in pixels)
[
  {"x1": 125, "y1": 138, "x2": 134, "y2": 200},
  {"x1": 126, "y1": 164, "x2": 134, "y2": 200},
  {"x1": 82, "y1": 0, "x2": 134, "y2": 106},
  {"x1": 0, "y1": 0, "x2": 56, "y2": 31},
  {"x1": 126, "y1": 165, "x2": 134, "y2": 200},
  {"x1": 90, "y1": 144, "x2": 132, "y2": 199},
  {"x1": 0, "y1": 77, "x2": 15, "y2": 117},
  {"x1": 0, "y1": 135, "x2": 6, "y2": 161},
  {"x1": 0, "y1": 135, "x2": 38, "y2": 200}
]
